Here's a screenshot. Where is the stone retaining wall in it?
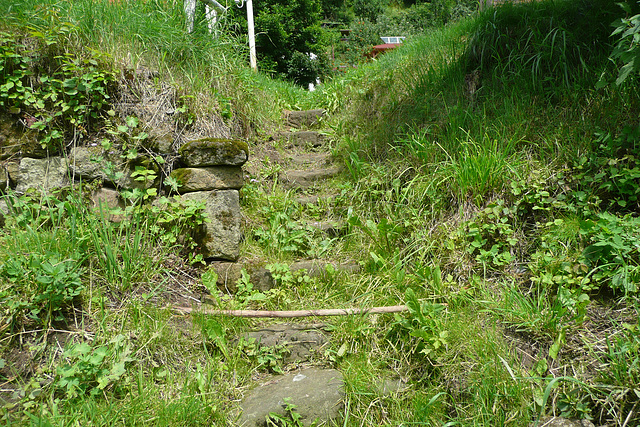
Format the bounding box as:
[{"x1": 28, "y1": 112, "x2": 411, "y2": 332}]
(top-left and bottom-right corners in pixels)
[{"x1": 0, "y1": 134, "x2": 248, "y2": 261}]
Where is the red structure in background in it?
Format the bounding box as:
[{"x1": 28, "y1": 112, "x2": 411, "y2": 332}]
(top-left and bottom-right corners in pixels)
[
  {"x1": 369, "y1": 43, "x2": 399, "y2": 59},
  {"x1": 368, "y1": 37, "x2": 405, "y2": 59}
]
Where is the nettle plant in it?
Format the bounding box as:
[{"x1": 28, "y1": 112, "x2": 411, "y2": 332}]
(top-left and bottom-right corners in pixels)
[{"x1": 0, "y1": 23, "x2": 115, "y2": 150}]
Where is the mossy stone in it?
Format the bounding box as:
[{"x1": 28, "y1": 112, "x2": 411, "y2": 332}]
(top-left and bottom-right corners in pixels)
[{"x1": 178, "y1": 137, "x2": 248, "y2": 167}]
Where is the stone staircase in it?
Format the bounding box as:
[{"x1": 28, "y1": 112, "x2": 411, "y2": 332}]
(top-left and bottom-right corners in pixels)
[
  {"x1": 223, "y1": 110, "x2": 360, "y2": 426},
  {"x1": 212, "y1": 108, "x2": 357, "y2": 291}
]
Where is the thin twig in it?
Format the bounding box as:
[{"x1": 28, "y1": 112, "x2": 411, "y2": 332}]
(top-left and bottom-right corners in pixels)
[{"x1": 172, "y1": 305, "x2": 410, "y2": 318}]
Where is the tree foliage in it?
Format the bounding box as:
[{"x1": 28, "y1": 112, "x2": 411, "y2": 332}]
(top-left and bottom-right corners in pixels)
[
  {"x1": 610, "y1": 1, "x2": 640, "y2": 85},
  {"x1": 231, "y1": 0, "x2": 329, "y2": 86}
]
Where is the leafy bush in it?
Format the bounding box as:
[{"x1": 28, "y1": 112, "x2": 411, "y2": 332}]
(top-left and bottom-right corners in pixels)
[
  {"x1": 353, "y1": 0, "x2": 388, "y2": 22},
  {"x1": 579, "y1": 213, "x2": 640, "y2": 294},
  {"x1": 575, "y1": 125, "x2": 640, "y2": 212}
]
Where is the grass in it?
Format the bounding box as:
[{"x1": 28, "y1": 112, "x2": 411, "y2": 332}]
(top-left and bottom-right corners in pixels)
[{"x1": 2, "y1": 0, "x2": 640, "y2": 425}]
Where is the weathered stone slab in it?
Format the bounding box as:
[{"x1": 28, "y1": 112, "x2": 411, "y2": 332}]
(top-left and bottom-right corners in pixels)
[
  {"x1": 16, "y1": 157, "x2": 68, "y2": 193},
  {"x1": 68, "y1": 145, "x2": 115, "y2": 181},
  {"x1": 69, "y1": 146, "x2": 156, "y2": 190},
  {"x1": 529, "y1": 417, "x2": 595, "y2": 427},
  {"x1": 279, "y1": 131, "x2": 325, "y2": 149},
  {"x1": 284, "y1": 109, "x2": 325, "y2": 129},
  {"x1": 178, "y1": 138, "x2": 248, "y2": 167},
  {"x1": 181, "y1": 190, "x2": 242, "y2": 261},
  {"x1": 89, "y1": 187, "x2": 126, "y2": 222},
  {"x1": 242, "y1": 324, "x2": 329, "y2": 363},
  {"x1": 239, "y1": 368, "x2": 343, "y2": 427},
  {"x1": 171, "y1": 166, "x2": 243, "y2": 192},
  {"x1": 280, "y1": 167, "x2": 340, "y2": 189},
  {"x1": 289, "y1": 260, "x2": 361, "y2": 279},
  {"x1": 208, "y1": 261, "x2": 274, "y2": 293}
]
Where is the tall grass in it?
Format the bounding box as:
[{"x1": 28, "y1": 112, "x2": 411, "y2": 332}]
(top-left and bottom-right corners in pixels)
[
  {"x1": 0, "y1": 0, "x2": 314, "y2": 137},
  {"x1": 326, "y1": 0, "x2": 639, "y2": 180}
]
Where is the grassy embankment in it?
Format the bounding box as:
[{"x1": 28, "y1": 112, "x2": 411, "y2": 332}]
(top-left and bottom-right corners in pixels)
[{"x1": 1, "y1": 0, "x2": 640, "y2": 425}]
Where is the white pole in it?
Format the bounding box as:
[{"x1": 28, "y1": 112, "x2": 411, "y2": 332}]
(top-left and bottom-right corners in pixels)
[{"x1": 246, "y1": 0, "x2": 257, "y2": 71}]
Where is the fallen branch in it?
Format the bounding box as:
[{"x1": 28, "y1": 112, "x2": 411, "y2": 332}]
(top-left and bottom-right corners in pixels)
[{"x1": 172, "y1": 305, "x2": 409, "y2": 318}]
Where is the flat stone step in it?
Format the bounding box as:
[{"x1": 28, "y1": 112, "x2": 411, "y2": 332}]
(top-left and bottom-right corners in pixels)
[
  {"x1": 280, "y1": 167, "x2": 340, "y2": 189},
  {"x1": 239, "y1": 367, "x2": 343, "y2": 427},
  {"x1": 290, "y1": 260, "x2": 361, "y2": 279},
  {"x1": 284, "y1": 109, "x2": 326, "y2": 129},
  {"x1": 241, "y1": 323, "x2": 330, "y2": 364},
  {"x1": 307, "y1": 220, "x2": 347, "y2": 237},
  {"x1": 278, "y1": 131, "x2": 326, "y2": 149},
  {"x1": 287, "y1": 152, "x2": 332, "y2": 168},
  {"x1": 295, "y1": 194, "x2": 339, "y2": 206}
]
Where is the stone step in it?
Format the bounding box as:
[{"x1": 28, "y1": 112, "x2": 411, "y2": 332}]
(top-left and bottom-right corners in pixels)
[
  {"x1": 240, "y1": 323, "x2": 330, "y2": 364},
  {"x1": 286, "y1": 151, "x2": 332, "y2": 168},
  {"x1": 284, "y1": 109, "x2": 326, "y2": 129},
  {"x1": 279, "y1": 166, "x2": 340, "y2": 189},
  {"x1": 306, "y1": 220, "x2": 347, "y2": 237},
  {"x1": 289, "y1": 260, "x2": 361, "y2": 279},
  {"x1": 295, "y1": 194, "x2": 338, "y2": 206},
  {"x1": 239, "y1": 367, "x2": 343, "y2": 427},
  {"x1": 278, "y1": 130, "x2": 326, "y2": 149}
]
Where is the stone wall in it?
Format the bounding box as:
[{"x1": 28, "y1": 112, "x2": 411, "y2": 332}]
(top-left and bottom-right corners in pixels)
[{"x1": 0, "y1": 127, "x2": 248, "y2": 261}]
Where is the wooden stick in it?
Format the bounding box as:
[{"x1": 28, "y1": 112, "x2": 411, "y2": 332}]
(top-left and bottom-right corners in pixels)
[{"x1": 172, "y1": 305, "x2": 409, "y2": 318}]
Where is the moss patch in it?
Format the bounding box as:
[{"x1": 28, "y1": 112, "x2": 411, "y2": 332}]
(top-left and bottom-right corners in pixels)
[{"x1": 170, "y1": 168, "x2": 194, "y2": 186}]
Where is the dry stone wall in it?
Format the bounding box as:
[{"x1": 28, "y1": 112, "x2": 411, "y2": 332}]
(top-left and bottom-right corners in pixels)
[{"x1": 0, "y1": 129, "x2": 248, "y2": 261}]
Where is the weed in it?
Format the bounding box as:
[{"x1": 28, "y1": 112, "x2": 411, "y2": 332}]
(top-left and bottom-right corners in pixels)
[
  {"x1": 387, "y1": 288, "x2": 448, "y2": 362},
  {"x1": 240, "y1": 337, "x2": 290, "y2": 374},
  {"x1": 267, "y1": 398, "x2": 316, "y2": 427},
  {"x1": 55, "y1": 334, "x2": 135, "y2": 399}
]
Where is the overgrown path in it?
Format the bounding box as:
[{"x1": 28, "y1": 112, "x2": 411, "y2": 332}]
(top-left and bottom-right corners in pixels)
[{"x1": 212, "y1": 109, "x2": 367, "y2": 426}]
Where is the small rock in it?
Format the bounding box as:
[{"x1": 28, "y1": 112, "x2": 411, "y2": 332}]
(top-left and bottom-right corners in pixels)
[
  {"x1": 89, "y1": 187, "x2": 126, "y2": 222},
  {"x1": 239, "y1": 367, "x2": 343, "y2": 427},
  {"x1": 145, "y1": 127, "x2": 175, "y2": 154},
  {"x1": 208, "y1": 261, "x2": 274, "y2": 293}
]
